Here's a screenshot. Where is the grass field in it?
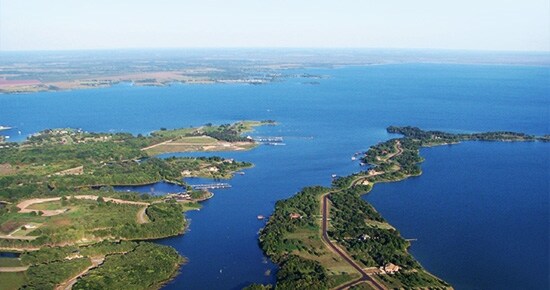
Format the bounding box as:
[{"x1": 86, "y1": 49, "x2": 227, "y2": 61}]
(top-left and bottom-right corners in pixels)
[
  {"x1": 144, "y1": 140, "x2": 256, "y2": 155},
  {"x1": 173, "y1": 136, "x2": 218, "y2": 143},
  {"x1": 27, "y1": 202, "x2": 68, "y2": 210},
  {"x1": 365, "y1": 219, "x2": 395, "y2": 230},
  {"x1": 0, "y1": 199, "x2": 143, "y2": 244},
  {"x1": 0, "y1": 272, "x2": 28, "y2": 290},
  {"x1": 0, "y1": 257, "x2": 25, "y2": 267},
  {"x1": 8, "y1": 222, "x2": 41, "y2": 237},
  {"x1": 285, "y1": 228, "x2": 357, "y2": 275},
  {"x1": 149, "y1": 127, "x2": 198, "y2": 138}
]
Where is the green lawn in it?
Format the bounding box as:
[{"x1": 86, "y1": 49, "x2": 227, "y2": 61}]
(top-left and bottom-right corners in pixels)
[
  {"x1": 174, "y1": 136, "x2": 217, "y2": 144},
  {"x1": 150, "y1": 127, "x2": 197, "y2": 138},
  {"x1": 27, "y1": 202, "x2": 68, "y2": 210},
  {"x1": 0, "y1": 257, "x2": 25, "y2": 267}
]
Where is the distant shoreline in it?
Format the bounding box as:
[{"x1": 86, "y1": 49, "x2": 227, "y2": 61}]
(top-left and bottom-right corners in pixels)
[{"x1": 2, "y1": 49, "x2": 549, "y2": 94}]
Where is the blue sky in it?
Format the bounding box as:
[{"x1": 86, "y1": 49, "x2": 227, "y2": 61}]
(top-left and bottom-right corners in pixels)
[{"x1": 0, "y1": 0, "x2": 548, "y2": 51}]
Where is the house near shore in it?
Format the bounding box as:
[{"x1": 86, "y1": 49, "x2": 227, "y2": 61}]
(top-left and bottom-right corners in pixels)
[
  {"x1": 359, "y1": 234, "x2": 371, "y2": 241},
  {"x1": 289, "y1": 213, "x2": 302, "y2": 219},
  {"x1": 380, "y1": 263, "x2": 400, "y2": 274},
  {"x1": 173, "y1": 193, "x2": 191, "y2": 201}
]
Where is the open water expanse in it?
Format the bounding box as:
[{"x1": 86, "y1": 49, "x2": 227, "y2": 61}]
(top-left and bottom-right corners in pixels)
[{"x1": 1, "y1": 63, "x2": 548, "y2": 289}]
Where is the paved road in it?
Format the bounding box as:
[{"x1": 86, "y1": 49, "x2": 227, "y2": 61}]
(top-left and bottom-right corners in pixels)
[
  {"x1": 320, "y1": 142, "x2": 406, "y2": 289},
  {"x1": 56, "y1": 257, "x2": 105, "y2": 290},
  {"x1": 321, "y1": 194, "x2": 385, "y2": 290}
]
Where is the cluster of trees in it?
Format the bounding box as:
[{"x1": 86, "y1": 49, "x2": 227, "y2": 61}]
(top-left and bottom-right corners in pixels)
[
  {"x1": 362, "y1": 125, "x2": 542, "y2": 189},
  {"x1": 329, "y1": 189, "x2": 419, "y2": 269},
  {"x1": 378, "y1": 270, "x2": 450, "y2": 289},
  {"x1": 0, "y1": 139, "x2": 144, "y2": 165},
  {"x1": 197, "y1": 123, "x2": 252, "y2": 142},
  {"x1": 17, "y1": 241, "x2": 183, "y2": 290},
  {"x1": 275, "y1": 255, "x2": 329, "y2": 290},
  {"x1": 0, "y1": 198, "x2": 186, "y2": 249},
  {"x1": 26, "y1": 129, "x2": 137, "y2": 146},
  {"x1": 73, "y1": 243, "x2": 183, "y2": 290},
  {"x1": 21, "y1": 241, "x2": 137, "y2": 265},
  {"x1": 360, "y1": 138, "x2": 423, "y2": 182},
  {"x1": 21, "y1": 245, "x2": 81, "y2": 265},
  {"x1": 259, "y1": 186, "x2": 327, "y2": 261},
  {"x1": 166, "y1": 156, "x2": 252, "y2": 179},
  {"x1": 0, "y1": 155, "x2": 250, "y2": 202},
  {"x1": 23, "y1": 257, "x2": 92, "y2": 289},
  {"x1": 151, "y1": 121, "x2": 260, "y2": 143},
  {"x1": 0, "y1": 122, "x2": 258, "y2": 204},
  {"x1": 390, "y1": 139, "x2": 423, "y2": 176},
  {"x1": 257, "y1": 186, "x2": 331, "y2": 289},
  {"x1": 0, "y1": 174, "x2": 49, "y2": 201},
  {"x1": 387, "y1": 125, "x2": 540, "y2": 144},
  {"x1": 93, "y1": 202, "x2": 186, "y2": 240}
]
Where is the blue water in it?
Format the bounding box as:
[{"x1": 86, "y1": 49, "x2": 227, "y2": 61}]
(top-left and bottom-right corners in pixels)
[
  {"x1": 0, "y1": 63, "x2": 548, "y2": 289},
  {"x1": 366, "y1": 142, "x2": 549, "y2": 290}
]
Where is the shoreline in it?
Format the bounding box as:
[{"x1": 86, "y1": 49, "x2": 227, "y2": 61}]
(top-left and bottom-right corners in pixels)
[{"x1": 256, "y1": 126, "x2": 546, "y2": 289}]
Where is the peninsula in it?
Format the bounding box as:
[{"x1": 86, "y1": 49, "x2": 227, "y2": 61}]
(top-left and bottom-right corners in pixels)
[
  {"x1": 0, "y1": 121, "x2": 271, "y2": 290},
  {"x1": 251, "y1": 126, "x2": 547, "y2": 290}
]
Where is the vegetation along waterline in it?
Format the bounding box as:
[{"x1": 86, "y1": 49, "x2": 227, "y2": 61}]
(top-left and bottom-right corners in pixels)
[
  {"x1": 249, "y1": 126, "x2": 547, "y2": 290},
  {"x1": 0, "y1": 121, "x2": 270, "y2": 290}
]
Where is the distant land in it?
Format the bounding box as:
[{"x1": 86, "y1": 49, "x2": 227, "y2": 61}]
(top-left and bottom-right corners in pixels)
[{"x1": 1, "y1": 49, "x2": 549, "y2": 93}]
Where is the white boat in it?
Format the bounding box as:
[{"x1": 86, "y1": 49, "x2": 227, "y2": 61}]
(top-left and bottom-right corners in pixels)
[{"x1": 0, "y1": 126, "x2": 12, "y2": 131}]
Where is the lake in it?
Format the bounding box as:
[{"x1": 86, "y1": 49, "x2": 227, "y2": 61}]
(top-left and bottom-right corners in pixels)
[{"x1": 0, "y1": 63, "x2": 548, "y2": 289}]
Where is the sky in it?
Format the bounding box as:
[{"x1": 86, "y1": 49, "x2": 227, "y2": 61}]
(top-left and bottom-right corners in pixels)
[{"x1": 0, "y1": 0, "x2": 548, "y2": 51}]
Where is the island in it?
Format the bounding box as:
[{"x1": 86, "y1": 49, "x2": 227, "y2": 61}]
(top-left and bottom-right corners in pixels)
[
  {"x1": 250, "y1": 126, "x2": 547, "y2": 290},
  {"x1": 0, "y1": 121, "x2": 272, "y2": 290}
]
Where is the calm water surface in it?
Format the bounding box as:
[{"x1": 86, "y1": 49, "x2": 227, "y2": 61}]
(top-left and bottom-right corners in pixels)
[{"x1": 0, "y1": 64, "x2": 548, "y2": 289}]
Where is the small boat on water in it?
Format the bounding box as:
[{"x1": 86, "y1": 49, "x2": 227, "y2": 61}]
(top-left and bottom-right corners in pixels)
[
  {"x1": 351, "y1": 156, "x2": 357, "y2": 161},
  {"x1": 257, "y1": 215, "x2": 265, "y2": 220},
  {"x1": 0, "y1": 126, "x2": 12, "y2": 131}
]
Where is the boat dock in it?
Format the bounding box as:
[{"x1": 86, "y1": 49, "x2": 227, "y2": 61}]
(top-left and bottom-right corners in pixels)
[
  {"x1": 253, "y1": 136, "x2": 283, "y2": 142},
  {"x1": 192, "y1": 183, "x2": 232, "y2": 190},
  {"x1": 253, "y1": 136, "x2": 286, "y2": 146}
]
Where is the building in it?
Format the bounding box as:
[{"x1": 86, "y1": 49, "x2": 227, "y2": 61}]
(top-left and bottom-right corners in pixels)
[
  {"x1": 380, "y1": 263, "x2": 400, "y2": 274},
  {"x1": 289, "y1": 213, "x2": 302, "y2": 219}
]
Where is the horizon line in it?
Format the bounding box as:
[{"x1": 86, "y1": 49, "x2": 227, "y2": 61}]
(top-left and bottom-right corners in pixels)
[{"x1": 1, "y1": 46, "x2": 549, "y2": 54}]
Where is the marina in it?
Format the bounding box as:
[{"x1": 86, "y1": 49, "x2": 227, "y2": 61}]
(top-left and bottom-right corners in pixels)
[
  {"x1": 253, "y1": 136, "x2": 286, "y2": 146},
  {"x1": 191, "y1": 183, "x2": 232, "y2": 190}
]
